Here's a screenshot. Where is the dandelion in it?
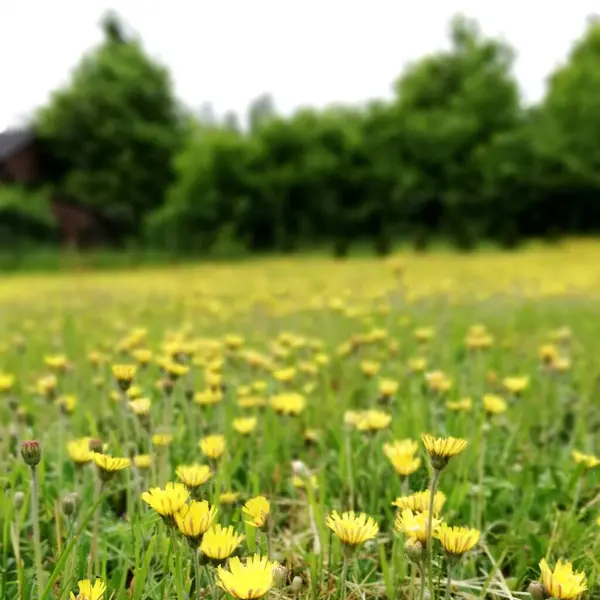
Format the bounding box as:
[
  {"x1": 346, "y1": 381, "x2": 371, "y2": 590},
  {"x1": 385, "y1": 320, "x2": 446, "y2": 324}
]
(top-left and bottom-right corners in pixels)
[
  {"x1": 129, "y1": 397, "x2": 151, "y2": 416},
  {"x1": 134, "y1": 454, "x2": 152, "y2": 469},
  {"x1": 152, "y1": 433, "x2": 173, "y2": 447},
  {"x1": 326, "y1": 510, "x2": 379, "y2": 547},
  {"x1": 360, "y1": 361, "x2": 380, "y2": 377},
  {"x1": 195, "y1": 389, "x2": 223, "y2": 406},
  {"x1": 378, "y1": 378, "x2": 399, "y2": 398},
  {"x1": 355, "y1": 409, "x2": 392, "y2": 432},
  {"x1": 67, "y1": 438, "x2": 93, "y2": 465},
  {"x1": 217, "y1": 554, "x2": 278, "y2": 599},
  {"x1": 395, "y1": 509, "x2": 439, "y2": 543},
  {"x1": 446, "y1": 397, "x2": 472, "y2": 412},
  {"x1": 270, "y1": 392, "x2": 306, "y2": 416},
  {"x1": 233, "y1": 417, "x2": 258, "y2": 435},
  {"x1": 141, "y1": 482, "x2": 190, "y2": 517},
  {"x1": 421, "y1": 434, "x2": 468, "y2": 471},
  {"x1": 538, "y1": 559, "x2": 587, "y2": 600},
  {"x1": 176, "y1": 463, "x2": 212, "y2": 488},
  {"x1": 243, "y1": 496, "x2": 270, "y2": 528},
  {"x1": 200, "y1": 434, "x2": 226, "y2": 460},
  {"x1": 392, "y1": 490, "x2": 446, "y2": 515},
  {"x1": 0, "y1": 372, "x2": 15, "y2": 393},
  {"x1": 92, "y1": 453, "x2": 131, "y2": 481},
  {"x1": 70, "y1": 578, "x2": 107, "y2": 600},
  {"x1": 112, "y1": 364, "x2": 137, "y2": 391},
  {"x1": 386, "y1": 453, "x2": 422, "y2": 477},
  {"x1": 572, "y1": 450, "x2": 600, "y2": 470},
  {"x1": 174, "y1": 500, "x2": 217, "y2": 541},
  {"x1": 273, "y1": 367, "x2": 296, "y2": 383},
  {"x1": 200, "y1": 524, "x2": 244, "y2": 561},
  {"x1": 291, "y1": 474, "x2": 319, "y2": 490},
  {"x1": 238, "y1": 395, "x2": 267, "y2": 409},
  {"x1": 220, "y1": 491, "x2": 242, "y2": 505},
  {"x1": 502, "y1": 376, "x2": 529, "y2": 395},
  {"x1": 132, "y1": 348, "x2": 153, "y2": 366},
  {"x1": 483, "y1": 394, "x2": 507, "y2": 415}
]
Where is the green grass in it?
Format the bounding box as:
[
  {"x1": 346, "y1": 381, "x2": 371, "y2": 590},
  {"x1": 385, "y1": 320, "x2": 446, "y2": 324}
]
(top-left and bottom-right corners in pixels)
[{"x1": 0, "y1": 248, "x2": 598, "y2": 600}]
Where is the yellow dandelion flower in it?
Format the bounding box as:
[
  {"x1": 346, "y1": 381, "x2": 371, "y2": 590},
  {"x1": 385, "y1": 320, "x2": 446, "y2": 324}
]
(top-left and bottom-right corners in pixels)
[
  {"x1": 92, "y1": 453, "x2": 130, "y2": 480},
  {"x1": 67, "y1": 438, "x2": 93, "y2": 465},
  {"x1": 539, "y1": 558, "x2": 587, "y2": 600},
  {"x1": 436, "y1": 524, "x2": 480, "y2": 556},
  {"x1": 195, "y1": 389, "x2": 223, "y2": 406},
  {"x1": 132, "y1": 348, "x2": 153, "y2": 365},
  {"x1": 238, "y1": 395, "x2": 267, "y2": 409},
  {"x1": 378, "y1": 378, "x2": 399, "y2": 397},
  {"x1": 134, "y1": 454, "x2": 152, "y2": 469},
  {"x1": 45, "y1": 354, "x2": 68, "y2": 371},
  {"x1": 129, "y1": 397, "x2": 151, "y2": 416},
  {"x1": 326, "y1": 511, "x2": 379, "y2": 546},
  {"x1": 446, "y1": 398, "x2": 472, "y2": 412},
  {"x1": 291, "y1": 474, "x2": 319, "y2": 490},
  {"x1": 175, "y1": 500, "x2": 218, "y2": 540},
  {"x1": 126, "y1": 385, "x2": 143, "y2": 400},
  {"x1": 395, "y1": 509, "x2": 440, "y2": 543},
  {"x1": 70, "y1": 578, "x2": 106, "y2": 600},
  {"x1": 270, "y1": 393, "x2": 306, "y2": 416},
  {"x1": 392, "y1": 490, "x2": 446, "y2": 515},
  {"x1": 200, "y1": 524, "x2": 244, "y2": 560},
  {"x1": 152, "y1": 433, "x2": 173, "y2": 447},
  {"x1": 243, "y1": 496, "x2": 270, "y2": 528},
  {"x1": 273, "y1": 367, "x2": 296, "y2": 383},
  {"x1": 421, "y1": 434, "x2": 468, "y2": 470},
  {"x1": 384, "y1": 439, "x2": 419, "y2": 457},
  {"x1": 408, "y1": 357, "x2": 427, "y2": 373},
  {"x1": 141, "y1": 482, "x2": 190, "y2": 517},
  {"x1": 200, "y1": 434, "x2": 226, "y2": 460},
  {"x1": 502, "y1": 376, "x2": 529, "y2": 394},
  {"x1": 360, "y1": 361, "x2": 381, "y2": 377},
  {"x1": 112, "y1": 364, "x2": 136, "y2": 390},
  {"x1": 217, "y1": 554, "x2": 278, "y2": 599},
  {"x1": 572, "y1": 450, "x2": 600, "y2": 470},
  {"x1": 233, "y1": 417, "x2": 257, "y2": 435},
  {"x1": 219, "y1": 491, "x2": 242, "y2": 505},
  {"x1": 386, "y1": 453, "x2": 422, "y2": 476},
  {"x1": 483, "y1": 394, "x2": 507, "y2": 415},
  {"x1": 176, "y1": 463, "x2": 212, "y2": 488},
  {"x1": 356, "y1": 409, "x2": 392, "y2": 432},
  {"x1": 55, "y1": 394, "x2": 77, "y2": 414},
  {"x1": 0, "y1": 373, "x2": 15, "y2": 393}
]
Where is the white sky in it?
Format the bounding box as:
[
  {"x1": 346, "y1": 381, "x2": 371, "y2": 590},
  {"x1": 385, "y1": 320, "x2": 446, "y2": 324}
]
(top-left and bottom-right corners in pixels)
[{"x1": 0, "y1": 1, "x2": 598, "y2": 129}]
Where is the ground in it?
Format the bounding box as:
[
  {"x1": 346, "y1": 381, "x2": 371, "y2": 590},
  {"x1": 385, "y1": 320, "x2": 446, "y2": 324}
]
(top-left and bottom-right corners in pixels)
[{"x1": 0, "y1": 240, "x2": 598, "y2": 600}]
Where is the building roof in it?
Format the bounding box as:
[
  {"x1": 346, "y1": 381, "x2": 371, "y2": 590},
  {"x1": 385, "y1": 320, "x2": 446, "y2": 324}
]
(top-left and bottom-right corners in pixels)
[{"x1": 0, "y1": 129, "x2": 35, "y2": 162}]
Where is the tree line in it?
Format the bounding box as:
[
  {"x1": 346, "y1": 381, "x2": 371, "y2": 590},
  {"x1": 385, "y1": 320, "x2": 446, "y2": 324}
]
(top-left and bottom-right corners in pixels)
[{"x1": 4, "y1": 12, "x2": 600, "y2": 256}]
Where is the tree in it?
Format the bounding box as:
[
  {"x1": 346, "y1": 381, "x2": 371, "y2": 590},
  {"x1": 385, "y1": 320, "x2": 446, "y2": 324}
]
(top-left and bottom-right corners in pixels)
[{"x1": 37, "y1": 12, "x2": 184, "y2": 243}]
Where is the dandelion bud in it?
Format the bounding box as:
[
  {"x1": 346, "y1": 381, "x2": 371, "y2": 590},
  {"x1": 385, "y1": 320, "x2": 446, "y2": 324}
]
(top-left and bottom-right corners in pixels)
[
  {"x1": 160, "y1": 378, "x2": 174, "y2": 396},
  {"x1": 527, "y1": 581, "x2": 545, "y2": 600},
  {"x1": 404, "y1": 538, "x2": 425, "y2": 565},
  {"x1": 185, "y1": 388, "x2": 194, "y2": 401},
  {"x1": 272, "y1": 564, "x2": 288, "y2": 586},
  {"x1": 20, "y1": 440, "x2": 41, "y2": 467},
  {"x1": 89, "y1": 439, "x2": 103, "y2": 454},
  {"x1": 61, "y1": 493, "x2": 78, "y2": 517},
  {"x1": 13, "y1": 491, "x2": 25, "y2": 510},
  {"x1": 291, "y1": 459, "x2": 311, "y2": 479},
  {"x1": 291, "y1": 576, "x2": 303, "y2": 593}
]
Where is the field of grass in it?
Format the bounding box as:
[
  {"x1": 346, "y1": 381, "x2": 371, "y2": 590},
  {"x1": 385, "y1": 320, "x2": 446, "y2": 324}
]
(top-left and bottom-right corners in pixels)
[{"x1": 1, "y1": 240, "x2": 600, "y2": 600}]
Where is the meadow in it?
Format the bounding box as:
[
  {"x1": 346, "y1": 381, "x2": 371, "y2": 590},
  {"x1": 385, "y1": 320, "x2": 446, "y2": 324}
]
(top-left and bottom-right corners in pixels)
[{"x1": 1, "y1": 240, "x2": 599, "y2": 600}]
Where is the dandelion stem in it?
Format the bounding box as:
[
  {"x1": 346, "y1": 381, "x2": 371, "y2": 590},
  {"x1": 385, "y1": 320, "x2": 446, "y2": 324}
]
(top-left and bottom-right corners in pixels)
[
  {"x1": 345, "y1": 429, "x2": 355, "y2": 509},
  {"x1": 445, "y1": 560, "x2": 453, "y2": 600},
  {"x1": 570, "y1": 473, "x2": 584, "y2": 517},
  {"x1": 340, "y1": 555, "x2": 349, "y2": 600},
  {"x1": 30, "y1": 465, "x2": 45, "y2": 600},
  {"x1": 426, "y1": 468, "x2": 441, "y2": 600},
  {"x1": 89, "y1": 478, "x2": 103, "y2": 578},
  {"x1": 194, "y1": 548, "x2": 202, "y2": 600},
  {"x1": 417, "y1": 564, "x2": 426, "y2": 600},
  {"x1": 476, "y1": 419, "x2": 487, "y2": 530}
]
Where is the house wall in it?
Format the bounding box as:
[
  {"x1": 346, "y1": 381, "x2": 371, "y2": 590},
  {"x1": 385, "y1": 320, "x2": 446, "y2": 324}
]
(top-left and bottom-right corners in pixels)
[{"x1": 1, "y1": 144, "x2": 41, "y2": 185}]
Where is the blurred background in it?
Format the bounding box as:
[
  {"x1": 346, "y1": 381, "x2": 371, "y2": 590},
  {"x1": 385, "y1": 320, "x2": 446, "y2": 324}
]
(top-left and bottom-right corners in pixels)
[{"x1": 1, "y1": 1, "x2": 599, "y2": 269}]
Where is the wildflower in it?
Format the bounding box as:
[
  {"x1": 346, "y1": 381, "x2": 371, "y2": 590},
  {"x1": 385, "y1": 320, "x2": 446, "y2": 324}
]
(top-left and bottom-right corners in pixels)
[
  {"x1": 217, "y1": 554, "x2": 278, "y2": 599},
  {"x1": 164, "y1": 360, "x2": 189, "y2": 380},
  {"x1": 270, "y1": 393, "x2": 306, "y2": 416},
  {"x1": 134, "y1": 454, "x2": 152, "y2": 469},
  {"x1": 238, "y1": 395, "x2": 267, "y2": 409},
  {"x1": 45, "y1": 354, "x2": 68, "y2": 372},
  {"x1": 273, "y1": 367, "x2": 296, "y2": 383},
  {"x1": 225, "y1": 335, "x2": 244, "y2": 350},
  {"x1": 386, "y1": 453, "x2": 421, "y2": 476},
  {"x1": 37, "y1": 374, "x2": 58, "y2": 399},
  {"x1": 220, "y1": 491, "x2": 242, "y2": 505},
  {"x1": 176, "y1": 463, "x2": 212, "y2": 488},
  {"x1": 384, "y1": 439, "x2": 419, "y2": 457},
  {"x1": 378, "y1": 378, "x2": 399, "y2": 398},
  {"x1": 393, "y1": 490, "x2": 446, "y2": 515},
  {"x1": 112, "y1": 364, "x2": 136, "y2": 391},
  {"x1": 572, "y1": 451, "x2": 600, "y2": 470},
  {"x1": 539, "y1": 344, "x2": 558, "y2": 365},
  {"x1": 446, "y1": 397, "x2": 472, "y2": 412},
  {"x1": 502, "y1": 376, "x2": 529, "y2": 394},
  {"x1": 356, "y1": 409, "x2": 392, "y2": 432},
  {"x1": 408, "y1": 357, "x2": 427, "y2": 373},
  {"x1": 291, "y1": 474, "x2": 319, "y2": 489},
  {"x1": 92, "y1": 453, "x2": 130, "y2": 481},
  {"x1": 141, "y1": 482, "x2": 189, "y2": 517},
  {"x1": 55, "y1": 394, "x2": 77, "y2": 415},
  {"x1": 0, "y1": 373, "x2": 14, "y2": 393},
  {"x1": 395, "y1": 509, "x2": 440, "y2": 543},
  {"x1": 200, "y1": 524, "x2": 244, "y2": 561},
  {"x1": 67, "y1": 438, "x2": 93, "y2": 465},
  {"x1": 200, "y1": 434, "x2": 226, "y2": 460},
  {"x1": 21, "y1": 440, "x2": 42, "y2": 467},
  {"x1": 175, "y1": 500, "x2": 217, "y2": 541},
  {"x1": 326, "y1": 511, "x2": 379, "y2": 547},
  {"x1": 195, "y1": 389, "x2": 223, "y2": 406},
  {"x1": 152, "y1": 433, "x2": 173, "y2": 447},
  {"x1": 414, "y1": 327, "x2": 434, "y2": 343},
  {"x1": 132, "y1": 348, "x2": 153, "y2": 366},
  {"x1": 425, "y1": 371, "x2": 452, "y2": 393},
  {"x1": 126, "y1": 385, "x2": 144, "y2": 400},
  {"x1": 421, "y1": 434, "x2": 468, "y2": 471},
  {"x1": 483, "y1": 394, "x2": 507, "y2": 415},
  {"x1": 436, "y1": 524, "x2": 480, "y2": 556},
  {"x1": 243, "y1": 496, "x2": 270, "y2": 528},
  {"x1": 70, "y1": 578, "x2": 106, "y2": 600},
  {"x1": 539, "y1": 558, "x2": 587, "y2": 600},
  {"x1": 360, "y1": 361, "x2": 381, "y2": 377},
  {"x1": 233, "y1": 417, "x2": 257, "y2": 435},
  {"x1": 304, "y1": 429, "x2": 319, "y2": 444},
  {"x1": 129, "y1": 397, "x2": 151, "y2": 416}
]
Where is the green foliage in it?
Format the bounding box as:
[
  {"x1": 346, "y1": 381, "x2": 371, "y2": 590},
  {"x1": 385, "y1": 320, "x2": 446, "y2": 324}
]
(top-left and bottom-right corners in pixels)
[{"x1": 36, "y1": 13, "x2": 184, "y2": 242}]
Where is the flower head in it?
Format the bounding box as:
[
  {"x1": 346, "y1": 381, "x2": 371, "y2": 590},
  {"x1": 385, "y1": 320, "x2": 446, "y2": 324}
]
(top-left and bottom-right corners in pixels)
[
  {"x1": 392, "y1": 490, "x2": 446, "y2": 515},
  {"x1": 134, "y1": 454, "x2": 152, "y2": 469},
  {"x1": 355, "y1": 409, "x2": 392, "y2": 432},
  {"x1": 421, "y1": 434, "x2": 468, "y2": 470},
  {"x1": 200, "y1": 524, "x2": 244, "y2": 560},
  {"x1": 92, "y1": 453, "x2": 130, "y2": 481},
  {"x1": 233, "y1": 417, "x2": 258, "y2": 435},
  {"x1": 270, "y1": 393, "x2": 306, "y2": 416},
  {"x1": 572, "y1": 450, "x2": 600, "y2": 470},
  {"x1": 0, "y1": 373, "x2": 15, "y2": 393},
  {"x1": 483, "y1": 394, "x2": 507, "y2": 415},
  {"x1": 243, "y1": 496, "x2": 270, "y2": 528},
  {"x1": 220, "y1": 491, "x2": 242, "y2": 505},
  {"x1": 141, "y1": 482, "x2": 189, "y2": 517},
  {"x1": 70, "y1": 578, "x2": 106, "y2": 600},
  {"x1": 539, "y1": 558, "x2": 587, "y2": 600},
  {"x1": 176, "y1": 463, "x2": 212, "y2": 488},
  {"x1": 112, "y1": 364, "x2": 137, "y2": 390},
  {"x1": 395, "y1": 509, "x2": 440, "y2": 543},
  {"x1": 436, "y1": 524, "x2": 480, "y2": 556},
  {"x1": 200, "y1": 434, "x2": 226, "y2": 460},
  {"x1": 129, "y1": 397, "x2": 151, "y2": 416},
  {"x1": 152, "y1": 433, "x2": 173, "y2": 447},
  {"x1": 175, "y1": 500, "x2": 217, "y2": 540},
  {"x1": 217, "y1": 554, "x2": 278, "y2": 599},
  {"x1": 67, "y1": 438, "x2": 93, "y2": 465},
  {"x1": 326, "y1": 510, "x2": 379, "y2": 546}
]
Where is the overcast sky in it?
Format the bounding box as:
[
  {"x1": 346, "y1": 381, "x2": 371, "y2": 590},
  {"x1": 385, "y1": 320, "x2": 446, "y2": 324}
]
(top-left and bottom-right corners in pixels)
[{"x1": 1, "y1": 1, "x2": 598, "y2": 130}]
